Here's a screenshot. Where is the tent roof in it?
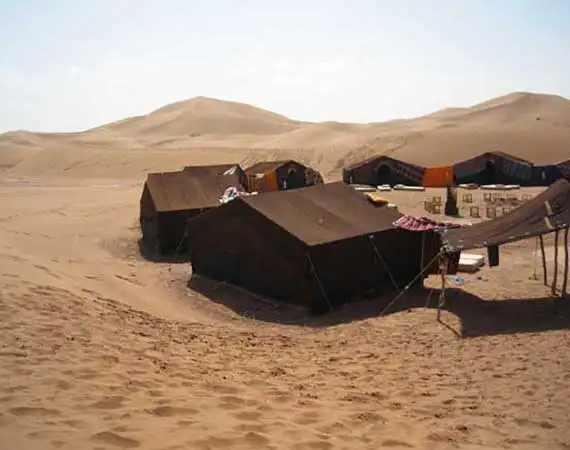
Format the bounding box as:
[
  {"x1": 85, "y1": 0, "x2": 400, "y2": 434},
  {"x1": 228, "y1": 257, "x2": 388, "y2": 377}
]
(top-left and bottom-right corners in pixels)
[
  {"x1": 441, "y1": 179, "x2": 570, "y2": 252},
  {"x1": 244, "y1": 160, "x2": 297, "y2": 174},
  {"x1": 240, "y1": 181, "x2": 403, "y2": 246},
  {"x1": 183, "y1": 163, "x2": 243, "y2": 176},
  {"x1": 145, "y1": 170, "x2": 243, "y2": 212}
]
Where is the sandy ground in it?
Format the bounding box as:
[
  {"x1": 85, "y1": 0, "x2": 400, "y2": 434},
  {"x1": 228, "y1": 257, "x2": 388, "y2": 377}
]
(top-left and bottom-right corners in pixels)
[{"x1": 1, "y1": 174, "x2": 569, "y2": 450}]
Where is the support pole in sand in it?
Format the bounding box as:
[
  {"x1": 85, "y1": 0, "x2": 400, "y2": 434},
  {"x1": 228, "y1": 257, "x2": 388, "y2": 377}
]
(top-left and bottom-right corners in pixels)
[
  {"x1": 552, "y1": 230, "x2": 560, "y2": 296},
  {"x1": 437, "y1": 254, "x2": 448, "y2": 322},
  {"x1": 562, "y1": 227, "x2": 569, "y2": 298},
  {"x1": 539, "y1": 235, "x2": 548, "y2": 286}
]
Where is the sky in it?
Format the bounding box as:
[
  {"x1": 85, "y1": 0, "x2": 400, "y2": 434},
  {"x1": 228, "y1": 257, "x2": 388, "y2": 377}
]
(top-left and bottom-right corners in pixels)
[{"x1": 1, "y1": 0, "x2": 570, "y2": 132}]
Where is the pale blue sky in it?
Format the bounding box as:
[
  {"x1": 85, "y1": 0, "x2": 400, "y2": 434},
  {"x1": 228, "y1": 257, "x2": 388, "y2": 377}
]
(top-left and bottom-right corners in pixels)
[{"x1": 1, "y1": 0, "x2": 569, "y2": 132}]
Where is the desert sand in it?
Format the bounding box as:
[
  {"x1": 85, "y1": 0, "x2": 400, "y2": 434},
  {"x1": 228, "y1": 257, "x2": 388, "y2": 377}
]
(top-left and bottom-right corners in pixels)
[{"x1": 1, "y1": 92, "x2": 570, "y2": 450}]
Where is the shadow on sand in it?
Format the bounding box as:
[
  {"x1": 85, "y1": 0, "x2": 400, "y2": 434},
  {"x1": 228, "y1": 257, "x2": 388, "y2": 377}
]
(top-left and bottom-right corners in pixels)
[
  {"x1": 187, "y1": 275, "x2": 570, "y2": 337},
  {"x1": 137, "y1": 238, "x2": 191, "y2": 264}
]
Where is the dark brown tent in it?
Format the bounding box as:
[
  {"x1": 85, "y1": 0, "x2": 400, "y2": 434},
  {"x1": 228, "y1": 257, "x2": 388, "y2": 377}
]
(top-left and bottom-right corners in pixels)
[
  {"x1": 140, "y1": 170, "x2": 244, "y2": 255},
  {"x1": 342, "y1": 155, "x2": 426, "y2": 187},
  {"x1": 244, "y1": 159, "x2": 323, "y2": 193},
  {"x1": 186, "y1": 182, "x2": 439, "y2": 313}
]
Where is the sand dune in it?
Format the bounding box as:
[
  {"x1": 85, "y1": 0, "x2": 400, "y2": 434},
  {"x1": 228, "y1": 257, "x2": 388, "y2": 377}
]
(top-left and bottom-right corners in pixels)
[{"x1": 1, "y1": 92, "x2": 569, "y2": 180}]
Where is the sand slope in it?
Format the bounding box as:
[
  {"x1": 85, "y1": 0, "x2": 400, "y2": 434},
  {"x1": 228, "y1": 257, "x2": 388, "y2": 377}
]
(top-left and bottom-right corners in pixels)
[
  {"x1": 1, "y1": 92, "x2": 569, "y2": 180},
  {"x1": 1, "y1": 180, "x2": 569, "y2": 449}
]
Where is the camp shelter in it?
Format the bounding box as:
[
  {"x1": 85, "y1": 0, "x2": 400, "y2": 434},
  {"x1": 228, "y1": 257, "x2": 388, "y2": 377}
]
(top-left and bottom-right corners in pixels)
[
  {"x1": 422, "y1": 166, "x2": 454, "y2": 187},
  {"x1": 186, "y1": 182, "x2": 434, "y2": 313},
  {"x1": 492, "y1": 152, "x2": 533, "y2": 185},
  {"x1": 244, "y1": 160, "x2": 323, "y2": 193},
  {"x1": 438, "y1": 179, "x2": 570, "y2": 306},
  {"x1": 453, "y1": 152, "x2": 534, "y2": 186},
  {"x1": 184, "y1": 163, "x2": 247, "y2": 188},
  {"x1": 532, "y1": 164, "x2": 562, "y2": 186},
  {"x1": 440, "y1": 179, "x2": 570, "y2": 254},
  {"x1": 453, "y1": 153, "x2": 495, "y2": 185},
  {"x1": 139, "y1": 169, "x2": 244, "y2": 255},
  {"x1": 342, "y1": 155, "x2": 426, "y2": 187}
]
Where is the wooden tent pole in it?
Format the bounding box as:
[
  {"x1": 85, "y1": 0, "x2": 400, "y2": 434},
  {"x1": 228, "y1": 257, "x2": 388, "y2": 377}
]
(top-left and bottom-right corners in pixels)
[
  {"x1": 562, "y1": 227, "x2": 569, "y2": 298},
  {"x1": 539, "y1": 235, "x2": 548, "y2": 286},
  {"x1": 437, "y1": 254, "x2": 447, "y2": 322},
  {"x1": 552, "y1": 230, "x2": 560, "y2": 296}
]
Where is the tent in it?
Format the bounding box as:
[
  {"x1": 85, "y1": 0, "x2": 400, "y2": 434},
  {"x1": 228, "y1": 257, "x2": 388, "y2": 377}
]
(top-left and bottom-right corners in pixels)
[
  {"x1": 440, "y1": 178, "x2": 570, "y2": 252},
  {"x1": 557, "y1": 159, "x2": 570, "y2": 180},
  {"x1": 244, "y1": 160, "x2": 323, "y2": 193},
  {"x1": 435, "y1": 179, "x2": 570, "y2": 319},
  {"x1": 532, "y1": 165, "x2": 562, "y2": 186},
  {"x1": 453, "y1": 152, "x2": 534, "y2": 186},
  {"x1": 343, "y1": 156, "x2": 426, "y2": 187},
  {"x1": 492, "y1": 152, "x2": 533, "y2": 185},
  {"x1": 186, "y1": 182, "x2": 438, "y2": 313},
  {"x1": 139, "y1": 169, "x2": 244, "y2": 255}
]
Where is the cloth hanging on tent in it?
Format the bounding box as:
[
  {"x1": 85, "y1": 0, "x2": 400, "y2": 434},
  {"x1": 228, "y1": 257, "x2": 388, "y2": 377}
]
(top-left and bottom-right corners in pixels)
[
  {"x1": 487, "y1": 245, "x2": 500, "y2": 267},
  {"x1": 422, "y1": 166, "x2": 454, "y2": 187}
]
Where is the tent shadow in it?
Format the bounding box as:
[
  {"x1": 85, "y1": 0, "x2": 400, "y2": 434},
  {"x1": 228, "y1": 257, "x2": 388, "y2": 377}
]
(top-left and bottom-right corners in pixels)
[
  {"x1": 137, "y1": 238, "x2": 191, "y2": 264},
  {"x1": 187, "y1": 276, "x2": 570, "y2": 335},
  {"x1": 187, "y1": 275, "x2": 419, "y2": 327},
  {"x1": 430, "y1": 288, "x2": 570, "y2": 338}
]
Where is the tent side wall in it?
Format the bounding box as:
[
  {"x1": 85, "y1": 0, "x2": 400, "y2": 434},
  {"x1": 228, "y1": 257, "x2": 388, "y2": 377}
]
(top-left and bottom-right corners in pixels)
[
  {"x1": 557, "y1": 160, "x2": 570, "y2": 180},
  {"x1": 492, "y1": 154, "x2": 534, "y2": 186},
  {"x1": 186, "y1": 201, "x2": 312, "y2": 307},
  {"x1": 343, "y1": 159, "x2": 379, "y2": 186},
  {"x1": 308, "y1": 228, "x2": 427, "y2": 311},
  {"x1": 139, "y1": 184, "x2": 159, "y2": 250},
  {"x1": 531, "y1": 165, "x2": 562, "y2": 186},
  {"x1": 275, "y1": 161, "x2": 320, "y2": 190},
  {"x1": 156, "y1": 209, "x2": 205, "y2": 255}
]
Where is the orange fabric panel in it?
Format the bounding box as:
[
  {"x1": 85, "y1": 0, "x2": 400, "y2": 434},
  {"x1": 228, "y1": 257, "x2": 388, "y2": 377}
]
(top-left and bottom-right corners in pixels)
[
  {"x1": 423, "y1": 166, "x2": 454, "y2": 187},
  {"x1": 264, "y1": 170, "x2": 279, "y2": 192}
]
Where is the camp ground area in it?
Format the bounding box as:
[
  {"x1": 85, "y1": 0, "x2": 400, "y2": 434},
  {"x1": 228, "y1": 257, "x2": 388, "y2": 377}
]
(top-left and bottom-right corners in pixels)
[{"x1": 136, "y1": 159, "x2": 570, "y2": 322}]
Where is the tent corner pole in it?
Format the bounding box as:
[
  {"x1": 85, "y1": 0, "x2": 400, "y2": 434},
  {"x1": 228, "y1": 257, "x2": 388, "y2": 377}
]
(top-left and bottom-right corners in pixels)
[
  {"x1": 552, "y1": 230, "x2": 560, "y2": 296},
  {"x1": 562, "y1": 227, "x2": 569, "y2": 298},
  {"x1": 539, "y1": 235, "x2": 548, "y2": 286},
  {"x1": 437, "y1": 253, "x2": 448, "y2": 322}
]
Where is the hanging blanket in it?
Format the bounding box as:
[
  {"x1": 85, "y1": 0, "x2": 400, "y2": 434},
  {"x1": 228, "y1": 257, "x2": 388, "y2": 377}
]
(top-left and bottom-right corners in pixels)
[{"x1": 422, "y1": 166, "x2": 454, "y2": 187}]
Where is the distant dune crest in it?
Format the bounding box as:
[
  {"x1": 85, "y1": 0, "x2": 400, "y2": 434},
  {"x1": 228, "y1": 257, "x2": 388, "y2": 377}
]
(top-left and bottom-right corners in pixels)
[{"x1": 1, "y1": 92, "x2": 569, "y2": 178}]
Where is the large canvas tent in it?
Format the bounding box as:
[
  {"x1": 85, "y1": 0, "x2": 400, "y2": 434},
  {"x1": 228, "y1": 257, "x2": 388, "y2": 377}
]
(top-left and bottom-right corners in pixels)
[
  {"x1": 452, "y1": 152, "x2": 534, "y2": 186},
  {"x1": 186, "y1": 182, "x2": 441, "y2": 313},
  {"x1": 342, "y1": 156, "x2": 426, "y2": 187},
  {"x1": 244, "y1": 160, "x2": 323, "y2": 193},
  {"x1": 139, "y1": 170, "x2": 244, "y2": 255}
]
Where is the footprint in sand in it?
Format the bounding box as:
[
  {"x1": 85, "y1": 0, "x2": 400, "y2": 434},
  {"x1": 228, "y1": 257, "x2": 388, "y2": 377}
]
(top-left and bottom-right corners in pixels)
[
  {"x1": 9, "y1": 406, "x2": 60, "y2": 417},
  {"x1": 90, "y1": 395, "x2": 127, "y2": 410},
  {"x1": 233, "y1": 410, "x2": 263, "y2": 421},
  {"x1": 146, "y1": 405, "x2": 198, "y2": 417},
  {"x1": 381, "y1": 439, "x2": 415, "y2": 448},
  {"x1": 90, "y1": 431, "x2": 140, "y2": 449}
]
